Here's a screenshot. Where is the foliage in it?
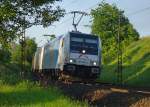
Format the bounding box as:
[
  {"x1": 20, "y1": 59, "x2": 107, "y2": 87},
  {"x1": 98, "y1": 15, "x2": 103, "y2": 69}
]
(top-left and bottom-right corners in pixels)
[
  {"x1": 0, "y1": 37, "x2": 37, "y2": 85},
  {"x1": 98, "y1": 37, "x2": 150, "y2": 87},
  {"x1": 91, "y1": 2, "x2": 139, "y2": 63},
  {"x1": 0, "y1": 62, "x2": 22, "y2": 85},
  {"x1": 0, "y1": 82, "x2": 88, "y2": 107},
  {"x1": 11, "y1": 37, "x2": 37, "y2": 65},
  {"x1": 25, "y1": 37, "x2": 37, "y2": 64},
  {"x1": 0, "y1": 0, "x2": 65, "y2": 48},
  {"x1": 11, "y1": 45, "x2": 21, "y2": 63},
  {"x1": 0, "y1": 48, "x2": 11, "y2": 63}
]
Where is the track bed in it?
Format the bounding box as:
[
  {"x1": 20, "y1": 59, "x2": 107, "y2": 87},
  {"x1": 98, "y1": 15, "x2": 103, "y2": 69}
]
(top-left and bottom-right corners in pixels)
[{"x1": 54, "y1": 81, "x2": 150, "y2": 107}]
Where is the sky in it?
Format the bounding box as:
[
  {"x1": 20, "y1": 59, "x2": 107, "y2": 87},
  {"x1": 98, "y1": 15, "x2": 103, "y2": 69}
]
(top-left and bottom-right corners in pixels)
[{"x1": 26, "y1": 0, "x2": 150, "y2": 46}]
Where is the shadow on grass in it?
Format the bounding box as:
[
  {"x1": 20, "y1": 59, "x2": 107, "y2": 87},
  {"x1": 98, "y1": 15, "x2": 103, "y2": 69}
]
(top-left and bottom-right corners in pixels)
[{"x1": 0, "y1": 87, "x2": 62, "y2": 106}]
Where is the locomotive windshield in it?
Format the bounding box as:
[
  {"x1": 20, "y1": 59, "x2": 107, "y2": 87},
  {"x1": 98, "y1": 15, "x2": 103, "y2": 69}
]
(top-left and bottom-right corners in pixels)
[{"x1": 70, "y1": 33, "x2": 98, "y2": 55}]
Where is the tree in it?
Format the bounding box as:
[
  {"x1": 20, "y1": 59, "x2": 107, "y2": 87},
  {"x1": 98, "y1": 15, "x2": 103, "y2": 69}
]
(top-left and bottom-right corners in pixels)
[
  {"x1": 0, "y1": 48, "x2": 11, "y2": 63},
  {"x1": 25, "y1": 37, "x2": 37, "y2": 64},
  {"x1": 0, "y1": 0, "x2": 64, "y2": 48},
  {"x1": 11, "y1": 37, "x2": 37, "y2": 65},
  {"x1": 91, "y1": 2, "x2": 139, "y2": 63}
]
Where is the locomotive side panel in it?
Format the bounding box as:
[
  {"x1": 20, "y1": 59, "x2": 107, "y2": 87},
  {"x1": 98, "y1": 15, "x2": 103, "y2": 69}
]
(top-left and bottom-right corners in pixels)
[
  {"x1": 42, "y1": 45, "x2": 51, "y2": 69},
  {"x1": 57, "y1": 34, "x2": 71, "y2": 71},
  {"x1": 34, "y1": 48, "x2": 42, "y2": 71},
  {"x1": 42, "y1": 48, "x2": 59, "y2": 69},
  {"x1": 64, "y1": 34, "x2": 71, "y2": 64},
  {"x1": 39, "y1": 47, "x2": 44, "y2": 70},
  {"x1": 42, "y1": 37, "x2": 62, "y2": 70},
  {"x1": 32, "y1": 53, "x2": 36, "y2": 71}
]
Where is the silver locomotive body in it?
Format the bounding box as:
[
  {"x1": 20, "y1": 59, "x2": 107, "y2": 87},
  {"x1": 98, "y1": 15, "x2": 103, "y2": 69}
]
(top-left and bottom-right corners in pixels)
[{"x1": 32, "y1": 31, "x2": 101, "y2": 79}]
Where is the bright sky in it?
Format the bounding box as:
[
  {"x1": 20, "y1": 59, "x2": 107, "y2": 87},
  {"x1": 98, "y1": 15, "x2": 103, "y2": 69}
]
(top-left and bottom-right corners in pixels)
[{"x1": 26, "y1": 0, "x2": 150, "y2": 46}]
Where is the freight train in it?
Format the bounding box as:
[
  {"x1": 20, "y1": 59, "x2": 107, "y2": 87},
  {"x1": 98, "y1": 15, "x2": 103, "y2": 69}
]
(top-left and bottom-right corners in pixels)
[{"x1": 32, "y1": 31, "x2": 101, "y2": 81}]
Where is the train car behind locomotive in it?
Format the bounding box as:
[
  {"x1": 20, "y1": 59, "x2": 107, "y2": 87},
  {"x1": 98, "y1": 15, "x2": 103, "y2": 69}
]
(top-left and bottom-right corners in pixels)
[{"x1": 32, "y1": 31, "x2": 101, "y2": 80}]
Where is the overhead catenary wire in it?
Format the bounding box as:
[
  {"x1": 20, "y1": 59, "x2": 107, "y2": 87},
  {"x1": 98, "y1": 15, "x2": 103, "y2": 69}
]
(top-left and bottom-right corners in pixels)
[
  {"x1": 84, "y1": 5, "x2": 150, "y2": 27},
  {"x1": 65, "y1": 0, "x2": 80, "y2": 7},
  {"x1": 38, "y1": 1, "x2": 110, "y2": 46},
  {"x1": 84, "y1": 2, "x2": 100, "y2": 11},
  {"x1": 39, "y1": 1, "x2": 150, "y2": 47},
  {"x1": 127, "y1": 6, "x2": 150, "y2": 16},
  {"x1": 55, "y1": 2, "x2": 100, "y2": 29},
  {"x1": 58, "y1": 16, "x2": 72, "y2": 26},
  {"x1": 54, "y1": 0, "x2": 81, "y2": 27},
  {"x1": 84, "y1": 0, "x2": 120, "y2": 12},
  {"x1": 55, "y1": 2, "x2": 150, "y2": 32}
]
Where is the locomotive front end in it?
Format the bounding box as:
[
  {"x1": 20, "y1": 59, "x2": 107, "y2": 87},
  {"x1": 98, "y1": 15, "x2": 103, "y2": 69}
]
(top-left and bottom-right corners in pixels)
[{"x1": 64, "y1": 32, "x2": 101, "y2": 79}]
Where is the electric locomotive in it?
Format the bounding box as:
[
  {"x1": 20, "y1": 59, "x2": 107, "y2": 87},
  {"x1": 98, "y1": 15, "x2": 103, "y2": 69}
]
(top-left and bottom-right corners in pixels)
[{"x1": 32, "y1": 31, "x2": 101, "y2": 80}]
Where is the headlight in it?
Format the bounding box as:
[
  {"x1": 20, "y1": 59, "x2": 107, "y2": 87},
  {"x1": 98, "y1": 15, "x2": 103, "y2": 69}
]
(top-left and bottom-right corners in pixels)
[
  {"x1": 82, "y1": 50, "x2": 86, "y2": 54},
  {"x1": 69, "y1": 59, "x2": 76, "y2": 63},
  {"x1": 70, "y1": 59, "x2": 73, "y2": 63},
  {"x1": 93, "y1": 62, "x2": 97, "y2": 66}
]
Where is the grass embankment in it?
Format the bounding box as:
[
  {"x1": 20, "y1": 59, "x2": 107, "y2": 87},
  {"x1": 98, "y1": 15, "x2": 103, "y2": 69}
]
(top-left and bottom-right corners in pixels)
[
  {"x1": 99, "y1": 37, "x2": 150, "y2": 87},
  {"x1": 0, "y1": 64, "x2": 88, "y2": 107},
  {"x1": 0, "y1": 82, "x2": 88, "y2": 107}
]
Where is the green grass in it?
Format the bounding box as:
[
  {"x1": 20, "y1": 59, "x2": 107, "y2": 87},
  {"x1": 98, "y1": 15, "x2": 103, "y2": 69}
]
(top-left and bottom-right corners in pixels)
[
  {"x1": 0, "y1": 81, "x2": 88, "y2": 107},
  {"x1": 0, "y1": 63, "x2": 24, "y2": 85},
  {"x1": 0, "y1": 62, "x2": 88, "y2": 107},
  {"x1": 99, "y1": 37, "x2": 150, "y2": 87},
  {"x1": 0, "y1": 62, "x2": 32, "y2": 85}
]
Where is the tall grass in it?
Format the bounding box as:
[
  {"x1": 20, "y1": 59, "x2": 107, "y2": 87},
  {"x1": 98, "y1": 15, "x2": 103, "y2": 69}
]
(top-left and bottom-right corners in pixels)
[
  {"x1": 99, "y1": 37, "x2": 150, "y2": 87},
  {"x1": 0, "y1": 62, "x2": 32, "y2": 85},
  {"x1": 0, "y1": 81, "x2": 88, "y2": 107}
]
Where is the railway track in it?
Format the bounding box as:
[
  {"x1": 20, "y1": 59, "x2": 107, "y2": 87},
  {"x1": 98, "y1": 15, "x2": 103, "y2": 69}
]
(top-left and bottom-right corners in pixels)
[
  {"x1": 54, "y1": 80, "x2": 150, "y2": 107},
  {"x1": 34, "y1": 77, "x2": 149, "y2": 107},
  {"x1": 58, "y1": 80, "x2": 150, "y2": 95},
  {"x1": 38, "y1": 73, "x2": 150, "y2": 96}
]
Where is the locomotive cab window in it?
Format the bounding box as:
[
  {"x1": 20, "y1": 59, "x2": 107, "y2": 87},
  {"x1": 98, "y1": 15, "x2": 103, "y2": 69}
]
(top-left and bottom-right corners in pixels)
[
  {"x1": 85, "y1": 39, "x2": 97, "y2": 44},
  {"x1": 71, "y1": 37, "x2": 83, "y2": 42},
  {"x1": 70, "y1": 33, "x2": 99, "y2": 55}
]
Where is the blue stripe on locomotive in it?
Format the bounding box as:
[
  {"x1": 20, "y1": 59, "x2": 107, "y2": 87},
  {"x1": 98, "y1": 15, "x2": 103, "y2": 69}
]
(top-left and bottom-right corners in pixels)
[
  {"x1": 54, "y1": 49, "x2": 59, "y2": 67},
  {"x1": 42, "y1": 36, "x2": 62, "y2": 69}
]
